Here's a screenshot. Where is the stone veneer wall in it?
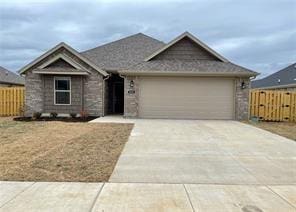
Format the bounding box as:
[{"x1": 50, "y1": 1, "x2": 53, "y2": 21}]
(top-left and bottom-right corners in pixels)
[
  {"x1": 235, "y1": 77, "x2": 250, "y2": 120},
  {"x1": 124, "y1": 76, "x2": 139, "y2": 118}
]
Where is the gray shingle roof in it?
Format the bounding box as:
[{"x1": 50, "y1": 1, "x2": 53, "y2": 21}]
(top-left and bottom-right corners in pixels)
[
  {"x1": 81, "y1": 33, "x2": 165, "y2": 71},
  {"x1": 0, "y1": 66, "x2": 25, "y2": 85},
  {"x1": 81, "y1": 32, "x2": 257, "y2": 77},
  {"x1": 251, "y1": 63, "x2": 296, "y2": 88},
  {"x1": 120, "y1": 60, "x2": 258, "y2": 76}
]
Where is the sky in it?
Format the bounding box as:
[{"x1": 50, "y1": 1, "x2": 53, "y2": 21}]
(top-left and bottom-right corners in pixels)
[{"x1": 0, "y1": 0, "x2": 295, "y2": 78}]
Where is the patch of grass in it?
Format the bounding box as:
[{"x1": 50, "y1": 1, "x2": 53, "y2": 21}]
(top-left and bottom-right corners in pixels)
[
  {"x1": 245, "y1": 121, "x2": 296, "y2": 141},
  {"x1": 0, "y1": 117, "x2": 133, "y2": 182}
]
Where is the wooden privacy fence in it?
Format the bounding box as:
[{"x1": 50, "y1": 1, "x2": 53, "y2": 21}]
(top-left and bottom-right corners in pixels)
[
  {"x1": 250, "y1": 90, "x2": 296, "y2": 122},
  {"x1": 0, "y1": 87, "x2": 25, "y2": 116}
]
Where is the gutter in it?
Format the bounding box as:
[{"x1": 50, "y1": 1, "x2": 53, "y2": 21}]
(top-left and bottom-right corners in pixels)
[
  {"x1": 118, "y1": 70, "x2": 258, "y2": 77},
  {"x1": 0, "y1": 81, "x2": 25, "y2": 86}
]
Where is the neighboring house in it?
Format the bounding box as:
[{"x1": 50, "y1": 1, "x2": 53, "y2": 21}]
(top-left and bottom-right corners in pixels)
[
  {"x1": 251, "y1": 63, "x2": 296, "y2": 91},
  {"x1": 19, "y1": 32, "x2": 258, "y2": 120},
  {"x1": 0, "y1": 66, "x2": 25, "y2": 87}
]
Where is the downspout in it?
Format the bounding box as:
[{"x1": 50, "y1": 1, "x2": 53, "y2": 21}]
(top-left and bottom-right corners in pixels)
[
  {"x1": 102, "y1": 74, "x2": 110, "y2": 117},
  {"x1": 248, "y1": 75, "x2": 256, "y2": 120},
  {"x1": 42, "y1": 75, "x2": 45, "y2": 114}
]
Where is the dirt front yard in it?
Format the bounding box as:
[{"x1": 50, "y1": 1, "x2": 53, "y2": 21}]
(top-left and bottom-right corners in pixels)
[
  {"x1": 0, "y1": 117, "x2": 133, "y2": 182},
  {"x1": 246, "y1": 121, "x2": 296, "y2": 141}
]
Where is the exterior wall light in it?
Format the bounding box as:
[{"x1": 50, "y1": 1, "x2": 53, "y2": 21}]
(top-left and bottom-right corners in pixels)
[
  {"x1": 241, "y1": 81, "x2": 246, "y2": 89},
  {"x1": 130, "y1": 80, "x2": 134, "y2": 88}
]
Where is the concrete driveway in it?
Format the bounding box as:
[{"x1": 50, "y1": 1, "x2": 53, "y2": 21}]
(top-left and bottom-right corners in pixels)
[{"x1": 108, "y1": 119, "x2": 296, "y2": 185}]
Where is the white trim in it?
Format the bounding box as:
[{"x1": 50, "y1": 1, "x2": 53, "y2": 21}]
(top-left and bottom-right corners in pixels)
[
  {"x1": 33, "y1": 71, "x2": 89, "y2": 75},
  {"x1": 144, "y1": 32, "x2": 228, "y2": 62},
  {"x1": 54, "y1": 76, "x2": 71, "y2": 105},
  {"x1": 38, "y1": 54, "x2": 88, "y2": 71},
  {"x1": 18, "y1": 42, "x2": 108, "y2": 76}
]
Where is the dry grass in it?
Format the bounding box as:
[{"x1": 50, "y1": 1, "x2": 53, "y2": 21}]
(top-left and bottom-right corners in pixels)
[
  {"x1": 0, "y1": 117, "x2": 133, "y2": 182},
  {"x1": 245, "y1": 121, "x2": 296, "y2": 141}
]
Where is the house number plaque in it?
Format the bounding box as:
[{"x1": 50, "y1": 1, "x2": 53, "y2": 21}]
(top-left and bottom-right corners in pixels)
[{"x1": 128, "y1": 90, "x2": 135, "y2": 94}]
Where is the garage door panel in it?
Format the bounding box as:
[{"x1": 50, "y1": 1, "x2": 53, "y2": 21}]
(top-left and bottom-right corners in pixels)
[
  {"x1": 139, "y1": 77, "x2": 234, "y2": 119},
  {"x1": 140, "y1": 95, "x2": 233, "y2": 104},
  {"x1": 140, "y1": 107, "x2": 232, "y2": 119}
]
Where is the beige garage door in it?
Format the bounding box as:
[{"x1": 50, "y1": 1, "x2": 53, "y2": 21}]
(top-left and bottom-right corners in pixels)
[{"x1": 139, "y1": 77, "x2": 235, "y2": 119}]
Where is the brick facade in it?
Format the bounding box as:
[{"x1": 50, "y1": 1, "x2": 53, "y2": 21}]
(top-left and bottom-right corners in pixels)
[
  {"x1": 123, "y1": 76, "x2": 139, "y2": 118},
  {"x1": 24, "y1": 47, "x2": 104, "y2": 117},
  {"x1": 26, "y1": 69, "x2": 250, "y2": 120},
  {"x1": 235, "y1": 78, "x2": 250, "y2": 120},
  {"x1": 83, "y1": 72, "x2": 104, "y2": 116},
  {"x1": 24, "y1": 71, "x2": 44, "y2": 116},
  {"x1": 25, "y1": 70, "x2": 104, "y2": 117}
]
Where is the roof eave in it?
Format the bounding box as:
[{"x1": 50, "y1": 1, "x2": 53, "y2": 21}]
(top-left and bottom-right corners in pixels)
[
  {"x1": 32, "y1": 71, "x2": 89, "y2": 75},
  {"x1": 18, "y1": 42, "x2": 108, "y2": 77},
  {"x1": 252, "y1": 83, "x2": 296, "y2": 90},
  {"x1": 0, "y1": 81, "x2": 24, "y2": 85},
  {"x1": 118, "y1": 70, "x2": 257, "y2": 77}
]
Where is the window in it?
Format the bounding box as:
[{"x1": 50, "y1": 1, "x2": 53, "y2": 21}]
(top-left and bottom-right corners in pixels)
[{"x1": 54, "y1": 77, "x2": 71, "y2": 105}]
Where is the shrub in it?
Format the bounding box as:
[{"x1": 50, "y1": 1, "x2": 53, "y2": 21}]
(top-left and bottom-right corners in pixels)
[
  {"x1": 79, "y1": 110, "x2": 88, "y2": 119},
  {"x1": 70, "y1": 113, "x2": 77, "y2": 118},
  {"x1": 50, "y1": 112, "x2": 58, "y2": 118},
  {"x1": 32, "y1": 112, "x2": 42, "y2": 119}
]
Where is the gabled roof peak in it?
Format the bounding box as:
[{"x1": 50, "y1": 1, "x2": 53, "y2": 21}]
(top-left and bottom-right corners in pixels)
[
  {"x1": 144, "y1": 31, "x2": 228, "y2": 62},
  {"x1": 82, "y1": 32, "x2": 164, "y2": 53},
  {"x1": 81, "y1": 33, "x2": 165, "y2": 70},
  {"x1": 18, "y1": 42, "x2": 108, "y2": 76}
]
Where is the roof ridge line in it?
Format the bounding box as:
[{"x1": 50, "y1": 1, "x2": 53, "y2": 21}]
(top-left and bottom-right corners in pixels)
[{"x1": 81, "y1": 33, "x2": 164, "y2": 53}]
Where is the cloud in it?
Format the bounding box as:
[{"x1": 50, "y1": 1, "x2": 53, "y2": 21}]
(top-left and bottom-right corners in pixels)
[{"x1": 0, "y1": 0, "x2": 295, "y2": 78}]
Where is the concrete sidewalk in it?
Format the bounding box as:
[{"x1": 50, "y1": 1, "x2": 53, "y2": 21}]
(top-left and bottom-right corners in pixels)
[{"x1": 1, "y1": 181, "x2": 296, "y2": 211}]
